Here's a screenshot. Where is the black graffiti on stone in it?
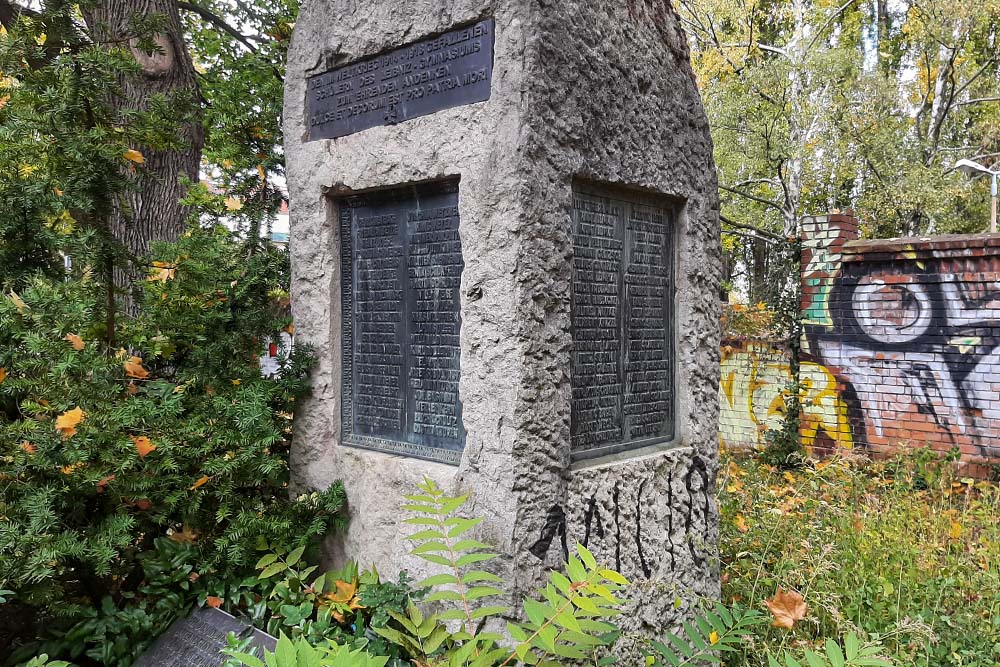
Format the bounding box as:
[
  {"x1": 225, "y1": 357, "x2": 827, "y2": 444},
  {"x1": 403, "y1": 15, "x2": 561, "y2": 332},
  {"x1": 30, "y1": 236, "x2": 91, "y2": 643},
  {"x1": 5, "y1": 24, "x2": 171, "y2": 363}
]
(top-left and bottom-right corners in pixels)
[
  {"x1": 529, "y1": 504, "x2": 569, "y2": 561},
  {"x1": 535, "y1": 458, "x2": 711, "y2": 580},
  {"x1": 635, "y1": 479, "x2": 652, "y2": 579},
  {"x1": 582, "y1": 494, "x2": 606, "y2": 547}
]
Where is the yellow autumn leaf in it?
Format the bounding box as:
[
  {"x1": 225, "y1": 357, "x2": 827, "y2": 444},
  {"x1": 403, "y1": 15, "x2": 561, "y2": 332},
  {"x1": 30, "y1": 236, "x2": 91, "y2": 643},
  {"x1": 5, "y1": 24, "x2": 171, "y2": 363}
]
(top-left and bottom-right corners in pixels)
[
  {"x1": 35, "y1": 32, "x2": 46, "y2": 45},
  {"x1": 735, "y1": 514, "x2": 749, "y2": 533},
  {"x1": 131, "y1": 435, "x2": 157, "y2": 459},
  {"x1": 20, "y1": 441, "x2": 36, "y2": 454},
  {"x1": 949, "y1": 521, "x2": 963, "y2": 540},
  {"x1": 190, "y1": 475, "x2": 210, "y2": 490},
  {"x1": 10, "y1": 291, "x2": 27, "y2": 314},
  {"x1": 123, "y1": 355, "x2": 149, "y2": 379},
  {"x1": 18, "y1": 164, "x2": 38, "y2": 178},
  {"x1": 123, "y1": 149, "x2": 145, "y2": 164},
  {"x1": 223, "y1": 196, "x2": 243, "y2": 212},
  {"x1": 60, "y1": 462, "x2": 84, "y2": 475},
  {"x1": 55, "y1": 406, "x2": 85, "y2": 438},
  {"x1": 64, "y1": 333, "x2": 85, "y2": 350},
  {"x1": 148, "y1": 265, "x2": 176, "y2": 282}
]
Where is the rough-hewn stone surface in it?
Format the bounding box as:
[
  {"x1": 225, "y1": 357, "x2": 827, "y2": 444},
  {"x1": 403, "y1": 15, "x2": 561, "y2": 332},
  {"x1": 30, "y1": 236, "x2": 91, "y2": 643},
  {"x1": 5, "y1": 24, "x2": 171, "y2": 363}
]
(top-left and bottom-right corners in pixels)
[{"x1": 284, "y1": 0, "x2": 721, "y2": 639}]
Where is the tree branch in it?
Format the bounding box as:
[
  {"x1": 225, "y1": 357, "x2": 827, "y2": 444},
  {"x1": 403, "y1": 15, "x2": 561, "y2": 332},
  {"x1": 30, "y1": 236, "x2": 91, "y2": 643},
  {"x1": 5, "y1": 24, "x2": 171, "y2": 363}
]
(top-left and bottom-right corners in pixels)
[
  {"x1": 720, "y1": 184, "x2": 786, "y2": 212},
  {"x1": 956, "y1": 96, "x2": 1000, "y2": 107},
  {"x1": 176, "y1": 1, "x2": 258, "y2": 53},
  {"x1": 806, "y1": 0, "x2": 860, "y2": 54},
  {"x1": 721, "y1": 214, "x2": 785, "y2": 242}
]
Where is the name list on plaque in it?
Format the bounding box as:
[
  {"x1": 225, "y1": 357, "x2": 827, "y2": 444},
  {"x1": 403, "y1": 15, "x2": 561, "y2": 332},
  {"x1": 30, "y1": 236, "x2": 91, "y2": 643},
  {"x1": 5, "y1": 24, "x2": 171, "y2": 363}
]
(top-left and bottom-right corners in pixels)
[
  {"x1": 307, "y1": 19, "x2": 494, "y2": 141},
  {"x1": 570, "y1": 186, "x2": 676, "y2": 461},
  {"x1": 341, "y1": 181, "x2": 465, "y2": 464}
]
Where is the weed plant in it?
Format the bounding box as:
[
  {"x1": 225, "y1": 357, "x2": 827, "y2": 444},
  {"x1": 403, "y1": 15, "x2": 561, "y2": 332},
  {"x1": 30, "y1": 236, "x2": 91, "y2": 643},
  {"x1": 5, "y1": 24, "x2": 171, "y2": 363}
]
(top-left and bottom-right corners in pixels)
[{"x1": 718, "y1": 448, "x2": 1000, "y2": 667}]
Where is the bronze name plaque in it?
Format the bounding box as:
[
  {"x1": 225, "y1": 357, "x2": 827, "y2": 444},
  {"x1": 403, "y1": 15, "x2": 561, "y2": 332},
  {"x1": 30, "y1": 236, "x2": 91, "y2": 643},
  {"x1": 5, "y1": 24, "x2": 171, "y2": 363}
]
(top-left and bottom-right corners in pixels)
[
  {"x1": 570, "y1": 185, "x2": 676, "y2": 461},
  {"x1": 307, "y1": 19, "x2": 494, "y2": 141},
  {"x1": 340, "y1": 181, "x2": 465, "y2": 464}
]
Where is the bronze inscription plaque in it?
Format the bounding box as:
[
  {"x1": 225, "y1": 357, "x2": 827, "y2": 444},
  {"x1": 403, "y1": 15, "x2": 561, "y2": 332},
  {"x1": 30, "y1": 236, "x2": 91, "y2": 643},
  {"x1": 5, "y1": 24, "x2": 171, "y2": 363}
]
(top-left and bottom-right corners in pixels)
[
  {"x1": 307, "y1": 19, "x2": 494, "y2": 141},
  {"x1": 570, "y1": 185, "x2": 676, "y2": 461},
  {"x1": 133, "y1": 608, "x2": 276, "y2": 667},
  {"x1": 340, "y1": 180, "x2": 465, "y2": 464}
]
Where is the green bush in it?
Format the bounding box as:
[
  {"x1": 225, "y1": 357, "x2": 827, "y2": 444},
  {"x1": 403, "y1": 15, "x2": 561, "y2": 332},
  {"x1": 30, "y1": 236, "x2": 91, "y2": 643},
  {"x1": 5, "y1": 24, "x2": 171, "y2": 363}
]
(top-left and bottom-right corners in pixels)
[
  {"x1": 718, "y1": 450, "x2": 1000, "y2": 667},
  {"x1": 0, "y1": 226, "x2": 345, "y2": 664}
]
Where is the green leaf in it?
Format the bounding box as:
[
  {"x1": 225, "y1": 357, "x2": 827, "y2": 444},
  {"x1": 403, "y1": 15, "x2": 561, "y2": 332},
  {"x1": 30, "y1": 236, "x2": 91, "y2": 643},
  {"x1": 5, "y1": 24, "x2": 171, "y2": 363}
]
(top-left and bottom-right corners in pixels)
[
  {"x1": 285, "y1": 545, "x2": 304, "y2": 567},
  {"x1": 572, "y1": 594, "x2": 600, "y2": 614},
  {"x1": 555, "y1": 610, "x2": 582, "y2": 632},
  {"x1": 274, "y1": 633, "x2": 296, "y2": 667},
  {"x1": 455, "y1": 552, "x2": 497, "y2": 567},
  {"x1": 599, "y1": 568, "x2": 629, "y2": 586},
  {"x1": 462, "y1": 570, "x2": 503, "y2": 584},
  {"x1": 222, "y1": 651, "x2": 265, "y2": 667},
  {"x1": 445, "y1": 517, "x2": 483, "y2": 537},
  {"x1": 508, "y1": 622, "x2": 529, "y2": 642},
  {"x1": 424, "y1": 625, "x2": 452, "y2": 653},
  {"x1": 259, "y1": 562, "x2": 286, "y2": 579},
  {"x1": 825, "y1": 639, "x2": 846, "y2": 667},
  {"x1": 424, "y1": 589, "x2": 464, "y2": 602},
  {"x1": 566, "y1": 556, "x2": 586, "y2": 582},
  {"x1": 416, "y1": 553, "x2": 454, "y2": 567},
  {"x1": 469, "y1": 605, "x2": 509, "y2": 619},
  {"x1": 551, "y1": 571, "x2": 572, "y2": 595},
  {"x1": 524, "y1": 598, "x2": 551, "y2": 626},
  {"x1": 805, "y1": 650, "x2": 827, "y2": 667},
  {"x1": 453, "y1": 539, "x2": 492, "y2": 551},
  {"x1": 418, "y1": 573, "x2": 458, "y2": 587},
  {"x1": 255, "y1": 553, "x2": 279, "y2": 569},
  {"x1": 576, "y1": 543, "x2": 597, "y2": 570},
  {"x1": 466, "y1": 585, "x2": 504, "y2": 599}
]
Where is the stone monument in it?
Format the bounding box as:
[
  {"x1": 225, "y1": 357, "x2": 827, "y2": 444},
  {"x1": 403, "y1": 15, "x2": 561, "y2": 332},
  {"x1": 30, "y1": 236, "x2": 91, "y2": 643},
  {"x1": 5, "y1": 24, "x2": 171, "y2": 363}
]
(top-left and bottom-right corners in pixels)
[{"x1": 284, "y1": 0, "x2": 722, "y2": 637}]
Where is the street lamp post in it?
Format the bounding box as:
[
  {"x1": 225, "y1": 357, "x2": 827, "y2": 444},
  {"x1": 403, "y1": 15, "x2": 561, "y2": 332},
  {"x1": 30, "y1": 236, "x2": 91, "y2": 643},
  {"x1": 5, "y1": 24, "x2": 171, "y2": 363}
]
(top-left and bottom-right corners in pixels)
[{"x1": 955, "y1": 158, "x2": 999, "y2": 233}]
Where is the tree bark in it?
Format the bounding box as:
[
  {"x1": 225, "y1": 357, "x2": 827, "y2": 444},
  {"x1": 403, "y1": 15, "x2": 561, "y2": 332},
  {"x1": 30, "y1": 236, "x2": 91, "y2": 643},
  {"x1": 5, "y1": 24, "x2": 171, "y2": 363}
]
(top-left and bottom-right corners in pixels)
[{"x1": 83, "y1": 0, "x2": 203, "y2": 288}]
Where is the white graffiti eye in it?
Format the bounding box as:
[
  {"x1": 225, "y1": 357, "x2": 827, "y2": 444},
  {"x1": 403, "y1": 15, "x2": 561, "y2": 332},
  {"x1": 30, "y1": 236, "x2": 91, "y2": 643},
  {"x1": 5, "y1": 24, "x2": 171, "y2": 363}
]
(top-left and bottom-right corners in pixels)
[{"x1": 852, "y1": 280, "x2": 933, "y2": 343}]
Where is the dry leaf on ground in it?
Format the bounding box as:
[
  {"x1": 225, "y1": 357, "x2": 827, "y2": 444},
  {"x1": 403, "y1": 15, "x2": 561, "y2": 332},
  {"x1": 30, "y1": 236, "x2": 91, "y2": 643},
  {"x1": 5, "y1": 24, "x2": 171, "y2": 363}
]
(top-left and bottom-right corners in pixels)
[{"x1": 765, "y1": 588, "x2": 807, "y2": 629}]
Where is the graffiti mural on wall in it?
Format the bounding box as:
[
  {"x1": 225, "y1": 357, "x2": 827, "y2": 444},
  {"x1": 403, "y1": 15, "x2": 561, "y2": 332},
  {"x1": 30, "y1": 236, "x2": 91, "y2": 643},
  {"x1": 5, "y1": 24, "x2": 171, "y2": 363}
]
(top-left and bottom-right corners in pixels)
[
  {"x1": 719, "y1": 342, "x2": 853, "y2": 451},
  {"x1": 722, "y1": 215, "x2": 1000, "y2": 470},
  {"x1": 809, "y1": 243, "x2": 1000, "y2": 461}
]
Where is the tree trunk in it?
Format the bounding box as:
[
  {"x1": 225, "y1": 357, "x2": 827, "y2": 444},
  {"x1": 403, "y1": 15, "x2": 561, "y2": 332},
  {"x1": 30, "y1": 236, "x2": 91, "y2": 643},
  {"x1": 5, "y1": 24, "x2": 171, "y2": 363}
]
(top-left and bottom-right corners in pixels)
[{"x1": 83, "y1": 0, "x2": 203, "y2": 291}]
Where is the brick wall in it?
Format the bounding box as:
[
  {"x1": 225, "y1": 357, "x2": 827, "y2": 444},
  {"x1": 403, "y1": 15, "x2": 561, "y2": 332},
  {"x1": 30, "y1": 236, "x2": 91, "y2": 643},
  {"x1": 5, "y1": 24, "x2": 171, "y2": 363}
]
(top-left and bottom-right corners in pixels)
[{"x1": 721, "y1": 215, "x2": 1000, "y2": 475}]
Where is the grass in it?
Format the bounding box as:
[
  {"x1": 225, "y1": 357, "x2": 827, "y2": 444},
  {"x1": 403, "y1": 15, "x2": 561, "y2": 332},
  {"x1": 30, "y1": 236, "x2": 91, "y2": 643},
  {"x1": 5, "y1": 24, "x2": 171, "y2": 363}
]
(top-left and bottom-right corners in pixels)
[{"x1": 717, "y1": 448, "x2": 1000, "y2": 667}]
